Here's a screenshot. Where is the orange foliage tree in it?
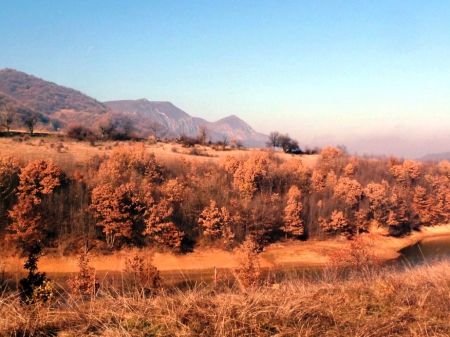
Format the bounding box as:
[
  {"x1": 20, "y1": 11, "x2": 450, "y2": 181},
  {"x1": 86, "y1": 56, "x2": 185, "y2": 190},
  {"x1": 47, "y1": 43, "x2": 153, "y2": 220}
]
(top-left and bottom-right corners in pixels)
[
  {"x1": 89, "y1": 182, "x2": 145, "y2": 248},
  {"x1": 283, "y1": 185, "x2": 304, "y2": 238},
  {"x1": 143, "y1": 199, "x2": 183, "y2": 249},
  {"x1": 198, "y1": 199, "x2": 235, "y2": 244},
  {"x1": 8, "y1": 160, "x2": 62, "y2": 248}
]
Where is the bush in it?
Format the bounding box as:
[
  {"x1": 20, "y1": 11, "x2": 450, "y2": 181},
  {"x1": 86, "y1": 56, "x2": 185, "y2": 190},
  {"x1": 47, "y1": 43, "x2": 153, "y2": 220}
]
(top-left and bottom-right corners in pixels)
[{"x1": 67, "y1": 254, "x2": 99, "y2": 297}]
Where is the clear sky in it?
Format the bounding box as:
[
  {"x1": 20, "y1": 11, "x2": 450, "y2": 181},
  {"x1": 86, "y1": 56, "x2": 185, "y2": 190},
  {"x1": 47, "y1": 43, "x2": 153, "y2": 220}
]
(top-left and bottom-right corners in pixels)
[{"x1": 2, "y1": 1, "x2": 450, "y2": 159}]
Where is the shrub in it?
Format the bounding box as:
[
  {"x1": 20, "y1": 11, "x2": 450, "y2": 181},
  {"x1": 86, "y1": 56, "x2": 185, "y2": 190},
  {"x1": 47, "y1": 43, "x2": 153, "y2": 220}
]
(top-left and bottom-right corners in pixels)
[
  {"x1": 124, "y1": 251, "x2": 161, "y2": 295},
  {"x1": 232, "y1": 238, "x2": 261, "y2": 289},
  {"x1": 67, "y1": 254, "x2": 99, "y2": 297}
]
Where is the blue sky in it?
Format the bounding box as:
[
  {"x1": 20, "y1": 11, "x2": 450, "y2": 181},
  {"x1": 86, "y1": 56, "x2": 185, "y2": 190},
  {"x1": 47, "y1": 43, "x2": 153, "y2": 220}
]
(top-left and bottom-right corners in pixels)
[{"x1": 2, "y1": 1, "x2": 450, "y2": 158}]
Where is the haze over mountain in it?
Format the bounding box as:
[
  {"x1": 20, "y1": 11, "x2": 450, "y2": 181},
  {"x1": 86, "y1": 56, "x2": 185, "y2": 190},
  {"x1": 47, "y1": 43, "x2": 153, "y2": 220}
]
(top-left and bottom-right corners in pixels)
[
  {"x1": 104, "y1": 99, "x2": 267, "y2": 147},
  {"x1": 417, "y1": 152, "x2": 450, "y2": 162},
  {"x1": 0, "y1": 69, "x2": 267, "y2": 147}
]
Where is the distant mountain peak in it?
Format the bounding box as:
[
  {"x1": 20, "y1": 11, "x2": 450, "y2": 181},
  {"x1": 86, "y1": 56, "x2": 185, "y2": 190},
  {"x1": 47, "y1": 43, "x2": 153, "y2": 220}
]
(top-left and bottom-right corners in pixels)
[{"x1": 104, "y1": 99, "x2": 267, "y2": 147}]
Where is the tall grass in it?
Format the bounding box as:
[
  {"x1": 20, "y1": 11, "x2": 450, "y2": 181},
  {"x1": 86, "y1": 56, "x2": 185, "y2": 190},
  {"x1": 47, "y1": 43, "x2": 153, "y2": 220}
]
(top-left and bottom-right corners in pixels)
[{"x1": 2, "y1": 261, "x2": 450, "y2": 336}]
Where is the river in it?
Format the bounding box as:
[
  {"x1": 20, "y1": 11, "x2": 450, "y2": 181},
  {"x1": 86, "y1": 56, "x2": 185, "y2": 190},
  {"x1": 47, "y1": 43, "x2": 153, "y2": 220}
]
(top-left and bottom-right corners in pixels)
[{"x1": 399, "y1": 235, "x2": 450, "y2": 266}]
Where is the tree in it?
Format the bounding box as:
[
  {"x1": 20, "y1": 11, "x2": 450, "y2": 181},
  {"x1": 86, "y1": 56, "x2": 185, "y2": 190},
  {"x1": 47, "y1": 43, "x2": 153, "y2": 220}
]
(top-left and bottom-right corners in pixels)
[
  {"x1": 283, "y1": 185, "x2": 304, "y2": 238},
  {"x1": 23, "y1": 112, "x2": 39, "y2": 135},
  {"x1": 333, "y1": 177, "x2": 363, "y2": 208},
  {"x1": 320, "y1": 210, "x2": 349, "y2": 234},
  {"x1": 1, "y1": 104, "x2": 15, "y2": 135},
  {"x1": 266, "y1": 131, "x2": 280, "y2": 149},
  {"x1": 149, "y1": 121, "x2": 164, "y2": 139},
  {"x1": 98, "y1": 119, "x2": 117, "y2": 140},
  {"x1": 197, "y1": 124, "x2": 210, "y2": 145},
  {"x1": 278, "y1": 134, "x2": 301, "y2": 153},
  {"x1": 198, "y1": 200, "x2": 235, "y2": 244},
  {"x1": 364, "y1": 182, "x2": 389, "y2": 222},
  {"x1": 89, "y1": 183, "x2": 141, "y2": 248},
  {"x1": 121, "y1": 117, "x2": 134, "y2": 138},
  {"x1": 8, "y1": 160, "x2": 62, "y2": 248},
  {"x1": 143, "y1": 199, "x2": 183, "y2": 248},
  {"x1": 233, "y1": 238, "x2": 261, "y2": 288}
]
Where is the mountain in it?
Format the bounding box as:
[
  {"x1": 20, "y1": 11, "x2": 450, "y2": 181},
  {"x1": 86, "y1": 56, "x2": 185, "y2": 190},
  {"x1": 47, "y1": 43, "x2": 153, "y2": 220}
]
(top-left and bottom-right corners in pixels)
[
  {"x1": 210, "y1": 115, "x2": 267, "y2": 147},
  {"x1": 0, "y1": 69, "x2": 268, "y2": 147},
  {"x1": 0, "y1": 69, "x2": 110, "y2": 131},
  {"x1": 0, "y1": 69, "x2": 108, "y2": 115},
  {"x1": 104, "y1": 99, "x2": 267, "y2": 147},
  {"x1": 104, "y1": 99, "x2": 199, "y2": 136},
  {"x1": 417, "y1": 152, "x2": 450, "y2": 162}
]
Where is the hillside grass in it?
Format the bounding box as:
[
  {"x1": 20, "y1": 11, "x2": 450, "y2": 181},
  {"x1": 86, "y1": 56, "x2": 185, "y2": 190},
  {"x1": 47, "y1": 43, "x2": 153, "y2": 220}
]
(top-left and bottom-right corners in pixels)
[{"x1": 1, "y1": 260, "x2": 450, "y2": 336}]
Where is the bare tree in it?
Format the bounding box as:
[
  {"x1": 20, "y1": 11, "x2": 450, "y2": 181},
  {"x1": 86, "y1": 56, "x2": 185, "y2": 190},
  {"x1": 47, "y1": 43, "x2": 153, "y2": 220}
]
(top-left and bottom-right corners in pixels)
[
  {"x1": 266, "y1": 131, "x2": 280, "y2": 149},
  {"x1": 99, "y1": 119, "x2": 117, "y2": 140},
  {"x1": 23, "y1": 112, "x2": 39, "y2": 135},
  {"x1": 121, "y1": 117, "x2": 134, "y2": 138},
  {"x1": 149, "y1": 121, "x2": 164, "y2": 139},
  {"x1": 197, "y1": 124, "x2": 210, "y2": 145},
  {"x1": 1, "y1": 104, "x2": 15, "y2": 135}
]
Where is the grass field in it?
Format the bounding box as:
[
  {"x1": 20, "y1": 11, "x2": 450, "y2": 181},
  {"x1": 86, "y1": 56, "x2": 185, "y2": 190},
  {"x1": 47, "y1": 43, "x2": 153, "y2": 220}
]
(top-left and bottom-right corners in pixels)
[{"x1": 2, "y1": 260, "x2": 450, "y2": 336}]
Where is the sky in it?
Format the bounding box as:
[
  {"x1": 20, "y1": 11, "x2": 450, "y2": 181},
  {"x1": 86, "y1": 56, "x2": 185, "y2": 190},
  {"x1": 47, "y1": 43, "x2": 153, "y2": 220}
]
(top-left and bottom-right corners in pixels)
[{"x1": 1, "y1": 1, "x2": 450, "y2": 159}]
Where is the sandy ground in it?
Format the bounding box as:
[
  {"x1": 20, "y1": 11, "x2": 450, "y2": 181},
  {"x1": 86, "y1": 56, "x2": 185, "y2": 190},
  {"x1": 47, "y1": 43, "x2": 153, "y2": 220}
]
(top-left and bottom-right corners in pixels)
[{"x1": 4, "y1": 225, "x2": 450, "y2": 279}]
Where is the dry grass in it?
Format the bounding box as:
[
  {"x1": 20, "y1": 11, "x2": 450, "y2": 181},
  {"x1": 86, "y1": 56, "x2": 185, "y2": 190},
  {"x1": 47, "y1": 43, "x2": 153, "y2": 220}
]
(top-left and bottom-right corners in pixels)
[
  {"x1": 0, "y1": 136, "x2": 318, "y2": 172},
  {"x1": 2, "y1": 261, "x2": 450, "y2": 336}
]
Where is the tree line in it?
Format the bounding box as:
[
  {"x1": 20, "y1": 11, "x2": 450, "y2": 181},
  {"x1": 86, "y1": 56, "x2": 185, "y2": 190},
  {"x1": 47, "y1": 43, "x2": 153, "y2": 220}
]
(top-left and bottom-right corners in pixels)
[{"x1": 1, "y1": 142, "x2": 450, "y2": 257}]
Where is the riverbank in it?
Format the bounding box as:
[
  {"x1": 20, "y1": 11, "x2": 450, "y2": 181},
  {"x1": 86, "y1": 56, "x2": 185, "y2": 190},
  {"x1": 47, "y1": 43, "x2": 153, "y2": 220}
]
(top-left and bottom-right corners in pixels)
[{"x1": 4, "y1": 224, "x2": 450, "y2": 277}]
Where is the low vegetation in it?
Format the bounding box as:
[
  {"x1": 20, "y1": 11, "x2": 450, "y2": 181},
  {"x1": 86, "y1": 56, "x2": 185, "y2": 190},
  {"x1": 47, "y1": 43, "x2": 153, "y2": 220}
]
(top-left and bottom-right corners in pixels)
[{"x1": 2, "y1": 257, "x2": 450, "y2": 336}]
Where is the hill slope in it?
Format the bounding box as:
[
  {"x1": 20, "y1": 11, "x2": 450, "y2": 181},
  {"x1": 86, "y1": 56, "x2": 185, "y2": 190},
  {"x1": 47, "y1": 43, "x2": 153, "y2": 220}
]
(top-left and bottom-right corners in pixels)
[
  {"x1": 104, "y1": 99, "x2": 267, "y2": 147},
  {"x1": 0, "y1": 69, "x2": 268, "y2": 147},
  {"x1": 0, "y1": 69, "x2": 108, "y2": 115}
]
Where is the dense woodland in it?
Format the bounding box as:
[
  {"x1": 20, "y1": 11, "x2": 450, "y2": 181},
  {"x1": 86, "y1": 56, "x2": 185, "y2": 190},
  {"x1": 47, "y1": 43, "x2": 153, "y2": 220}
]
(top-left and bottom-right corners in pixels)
[{"x1": 1, "y1": 139, "x2": 450, "y2": 257}]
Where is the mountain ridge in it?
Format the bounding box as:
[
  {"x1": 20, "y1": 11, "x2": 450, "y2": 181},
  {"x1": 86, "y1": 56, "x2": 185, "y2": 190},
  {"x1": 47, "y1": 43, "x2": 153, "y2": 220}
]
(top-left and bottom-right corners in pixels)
[{"x1": 0, "y1": 69, "x2": 267, "y2": 147}]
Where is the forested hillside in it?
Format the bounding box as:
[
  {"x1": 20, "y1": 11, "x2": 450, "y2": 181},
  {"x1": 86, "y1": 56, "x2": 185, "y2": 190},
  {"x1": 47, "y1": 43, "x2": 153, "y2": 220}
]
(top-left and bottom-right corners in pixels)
[{"x1": 1, "y1": 141, "x2": 449, "y2": 255}]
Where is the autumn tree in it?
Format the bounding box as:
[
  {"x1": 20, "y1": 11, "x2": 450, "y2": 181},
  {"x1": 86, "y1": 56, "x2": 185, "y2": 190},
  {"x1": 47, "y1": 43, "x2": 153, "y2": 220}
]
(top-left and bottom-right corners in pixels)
[
  {"x1": 67, "y1": 254, "x2": 99, "y2": 297},
  {"x1": 389, "y1": 159, "x2": 422, "y2": 188},
  {"x1": 283, "y1": 185, "x2": 304, "y2": 238},
  {"x1": 387, "y1": 188, "x2": 409, "y2": 228},
  {"x1": 8, "y1": 160, "x2": 62, "y2": 248},
  {"x1": 198, "y1": 199, "x2": 235, "y2": 244},
  {"x1": 364, "y1": 182, "x2": 389, "y2": 223},
  {"x1": 89, "y1": 182, "x2": 144, "y2": 248},
  {"x1": 319, "y1": 146, "x2": 343, "y2": 172},
  {"x1": 319, "y1": 210, "x2": 350, "y2": 236},
  {"x1": 94, "y1": 144, "x2": 164, "y2": 187},
  {"x1": 311, "y1": 169, "x2": 327, "y2": 193},
  {"x1": 7, "y1": 160, "x2": 62, "y2": 302},
  {"x1": 143, "y1": 199, "x2": 183, "y2": 249},
  {"x1": 233, "y1": 238, "x2": 261, "y2": 289},
  {"x1": 333, "y1": 177, "x2": 363, "y2": 209},
  {"x1": 230, "y1": 152, "x2": 274, "y2": 200}
]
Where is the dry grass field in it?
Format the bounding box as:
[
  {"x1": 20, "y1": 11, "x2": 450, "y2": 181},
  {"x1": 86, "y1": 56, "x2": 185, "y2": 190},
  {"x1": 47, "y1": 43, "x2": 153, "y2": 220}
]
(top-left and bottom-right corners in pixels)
[
  {"x1": 2, "y1": 260, "x2": 450, "y2": 336},
  {"x1": 0, "y1": 135, "x2": 318, "y2": 170}
]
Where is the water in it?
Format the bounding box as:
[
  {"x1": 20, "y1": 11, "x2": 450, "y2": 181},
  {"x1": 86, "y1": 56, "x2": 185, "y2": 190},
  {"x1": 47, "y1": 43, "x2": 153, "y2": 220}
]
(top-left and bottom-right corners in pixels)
[{"x1": 399, "y1": 235, "x2": 450, "y2": 266}]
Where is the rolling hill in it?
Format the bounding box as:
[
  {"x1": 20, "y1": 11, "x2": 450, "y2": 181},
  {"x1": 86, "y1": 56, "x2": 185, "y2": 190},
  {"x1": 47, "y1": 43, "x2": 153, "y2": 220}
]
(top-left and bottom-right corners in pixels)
[{"x1": 0, "y1": 69, "x2": 268, "y2": 147}]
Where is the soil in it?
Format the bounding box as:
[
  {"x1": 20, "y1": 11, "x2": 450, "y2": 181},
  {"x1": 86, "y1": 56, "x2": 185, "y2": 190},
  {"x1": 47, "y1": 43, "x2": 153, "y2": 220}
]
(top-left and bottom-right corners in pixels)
[{"x1": 4, "y1": 224, "x2": 450, "y2": 279}]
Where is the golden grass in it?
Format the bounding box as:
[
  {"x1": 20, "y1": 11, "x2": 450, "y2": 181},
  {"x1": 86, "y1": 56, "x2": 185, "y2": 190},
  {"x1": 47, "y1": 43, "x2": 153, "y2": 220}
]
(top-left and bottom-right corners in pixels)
[
  {"x1": 0, "y1": 135, "x2": 318, "y2": 171},
  {"x1": 2, "y1": 261, "x2": 450, "y2": 336}
]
